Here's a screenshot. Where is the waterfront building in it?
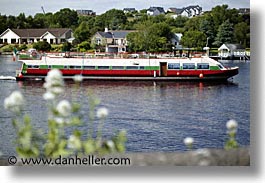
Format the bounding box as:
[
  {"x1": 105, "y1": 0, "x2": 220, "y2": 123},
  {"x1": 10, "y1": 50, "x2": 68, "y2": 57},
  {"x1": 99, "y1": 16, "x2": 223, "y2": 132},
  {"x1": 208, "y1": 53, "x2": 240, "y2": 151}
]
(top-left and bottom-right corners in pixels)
[{"x1": 0, "y1": 28, "x2": 74, "y2": 45}]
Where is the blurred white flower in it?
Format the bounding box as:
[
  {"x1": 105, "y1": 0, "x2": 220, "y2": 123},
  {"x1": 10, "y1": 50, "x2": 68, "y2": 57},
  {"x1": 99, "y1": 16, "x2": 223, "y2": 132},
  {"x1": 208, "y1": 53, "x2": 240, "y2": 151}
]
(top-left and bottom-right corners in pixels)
[
  {"x1": 54, "y1": 117, "x2": 64, "y2": 124},
  {"x1": 96, "y1": 107, "x2": 109, "y2": 119},
  {"x1": 43, "y1": 69, "x2": 64, "y2": 95},
  {"x1": 226, "y1": 119, "x2": 238, "y2": 130},
  {"x1": 56, "y1": 100, "x2": 72, "y2": 117},
  {"x1": 106, "y1": 140, "x2": 115, "y2": 149},
  {"x1": 4, "y1": 91, "x2": 24, "y2": 113},
  {"x1": 67, "y1": 135, "x2": 81, "y2": 149},
  {"x1": 73, "y1": 75, "x2": 83, "y2": 82},
  {"x1": 183, "y1": 137, "x2": 194, "y2": 146},
  {"x1": 43, "y1": 92, "x2": 55, "y2": 101}
]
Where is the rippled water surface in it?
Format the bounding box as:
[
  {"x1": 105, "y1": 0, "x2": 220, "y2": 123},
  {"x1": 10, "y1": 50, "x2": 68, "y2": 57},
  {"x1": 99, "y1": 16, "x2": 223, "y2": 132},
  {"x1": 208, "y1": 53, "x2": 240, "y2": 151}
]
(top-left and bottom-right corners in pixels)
[{"x1": 0, "y1": 55, "x2": 250, "y2": 155}]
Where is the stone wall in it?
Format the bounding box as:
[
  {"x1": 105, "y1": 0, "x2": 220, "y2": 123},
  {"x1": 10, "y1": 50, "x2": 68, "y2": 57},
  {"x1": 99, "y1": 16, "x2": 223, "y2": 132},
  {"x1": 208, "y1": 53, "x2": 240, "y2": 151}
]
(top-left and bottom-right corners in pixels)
[{"x1": 0, "y1": 147, "x2": 249, "y2": 166}]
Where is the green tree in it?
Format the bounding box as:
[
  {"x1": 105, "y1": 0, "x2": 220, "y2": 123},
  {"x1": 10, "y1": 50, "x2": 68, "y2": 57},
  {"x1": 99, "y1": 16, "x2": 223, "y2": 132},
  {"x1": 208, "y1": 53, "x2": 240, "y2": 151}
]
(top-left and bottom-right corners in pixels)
[
  {"x1": 181, "y1": 31, "x2": 207, "y2": 49},
  {"x1": 234, "y1": 22, "x2": 250, "y2": 47},
  {"x1": 77, "y1": 41, "x2": 91, "y2": 52},
  {"x1": 95, "y1": 9, "x2": 127, "y2": 30},
  {"x1": 0, "y1": 14, "x2": 8, "y2": 33},
  {"x1": 74, "y1": 22, "x2": 91, "y2": 43},
  {"x1": 33, "y1": 41, "x2": 51, "y2": 51},
  {"x1": 62, "y1": 42, "x2": 72, "y2": 52},
  {"x1": 53, "y1": 8, "x2": 78, "y2": 29},
  {"x1": 127, "y1": 21, "x2": 173, "y2": 52},
  {"x1": 184, "y1": 16, "x2": 203, "y2": 32},
  {"x1": 213, "y1": 20, "x2": 234, "y2": 47},
  {"x1": 199, "y1": 15, "x2": 215, "y2": 47}
]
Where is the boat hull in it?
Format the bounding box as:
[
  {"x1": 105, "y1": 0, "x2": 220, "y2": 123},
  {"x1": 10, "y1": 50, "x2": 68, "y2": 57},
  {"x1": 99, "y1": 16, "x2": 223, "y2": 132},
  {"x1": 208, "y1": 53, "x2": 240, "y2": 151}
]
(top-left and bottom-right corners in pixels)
[{"x1": 16, "y1": 67, "x2": 238, "y2": 81}]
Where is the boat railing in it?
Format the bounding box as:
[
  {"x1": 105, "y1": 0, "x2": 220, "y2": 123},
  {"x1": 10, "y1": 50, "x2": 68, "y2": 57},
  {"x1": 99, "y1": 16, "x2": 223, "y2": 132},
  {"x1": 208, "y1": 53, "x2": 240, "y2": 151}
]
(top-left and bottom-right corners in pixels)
[{"x1": 18, "y1": 51, "x2": 209, "y2": 60}]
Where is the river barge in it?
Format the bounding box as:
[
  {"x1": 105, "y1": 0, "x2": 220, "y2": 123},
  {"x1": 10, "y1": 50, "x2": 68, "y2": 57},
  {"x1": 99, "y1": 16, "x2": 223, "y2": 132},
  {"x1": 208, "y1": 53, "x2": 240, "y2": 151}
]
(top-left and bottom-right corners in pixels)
[{"x1": 15, "y1": 52, "x2": 238, "y2": 81}]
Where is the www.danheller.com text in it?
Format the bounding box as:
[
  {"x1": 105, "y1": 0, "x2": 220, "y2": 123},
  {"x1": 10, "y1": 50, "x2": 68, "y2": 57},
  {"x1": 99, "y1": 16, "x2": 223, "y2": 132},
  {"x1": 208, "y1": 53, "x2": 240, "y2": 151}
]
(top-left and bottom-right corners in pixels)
[{"x1": 7, "y1": 155, "x2": 131, "y2": 166}]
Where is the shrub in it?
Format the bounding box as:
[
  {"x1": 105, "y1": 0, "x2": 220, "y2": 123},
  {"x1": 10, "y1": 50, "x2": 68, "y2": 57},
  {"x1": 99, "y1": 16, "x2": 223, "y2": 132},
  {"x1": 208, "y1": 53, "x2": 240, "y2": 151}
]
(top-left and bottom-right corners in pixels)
[{"x1": 32, "y1": 41, "x2": 51, "y2": 52}]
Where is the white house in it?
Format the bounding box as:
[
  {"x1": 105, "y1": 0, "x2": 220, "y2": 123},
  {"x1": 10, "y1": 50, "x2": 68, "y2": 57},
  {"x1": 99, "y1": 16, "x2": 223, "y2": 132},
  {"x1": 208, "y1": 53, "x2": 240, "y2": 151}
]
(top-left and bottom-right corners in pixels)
[
  {"x1": 218, "y1": 43, "x2": 246, "y2": 59},
  {"x1": 168, "y1": 5, "x2": 202, "y2": 18},
  {"x1": 0, "y1": 28, "x2": 74, "y2": 44}
]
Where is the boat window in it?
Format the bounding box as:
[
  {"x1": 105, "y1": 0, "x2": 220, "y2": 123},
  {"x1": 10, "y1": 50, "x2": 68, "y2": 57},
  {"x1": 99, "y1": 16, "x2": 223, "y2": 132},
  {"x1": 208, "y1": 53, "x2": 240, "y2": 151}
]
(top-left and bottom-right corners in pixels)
[
  {"x1": 183, "y1": 63, "x2": 195, "y2": 69},
  {"x1": 197, "y1": 63, "x2": 209, "y2": 70},
  {"x1": 139, "y1": 66, "x2": 145, "y2": 70},
  {"x1": 83, "y1": 66, "x2": 95, "y2": 70},
  {"x1": 217, "y1": 64, "x2": 224, "y2": 69},
  {"x1": 48, "y1": 65, "x2": 52, "y2": 69},
  {"x1": 168, "y1": 63, "x2": 180, "y2": 69},
  {"x1": 63, "y1": 65, "x2": 68, "y2": 69},
  {"x1": 27, "y1": 65, "x2": 39, "y2": 69},
  {"x1": 98, "y1": 66, "x2": 109, "y2": 70},
  {"x1": 112, "y1": 66, "x2": 124, "y2": 70},
  {"x1": 69, "y1": 66, "x2": 82, "y2": 69},
  {"x1": 126, "y1": 66, "x2": 139, "y2": 70}
]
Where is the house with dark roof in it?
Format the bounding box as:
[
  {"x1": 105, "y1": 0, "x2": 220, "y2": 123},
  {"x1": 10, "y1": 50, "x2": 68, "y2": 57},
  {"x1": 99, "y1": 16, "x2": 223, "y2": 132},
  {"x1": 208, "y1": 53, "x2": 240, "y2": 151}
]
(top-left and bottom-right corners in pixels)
[
  {"x1": 168, "y1": 5, "x2": 202, "y2": 18},
  {"x1": 147, "y1": 7, "x2": 165, "y2": 16},
  {"x1": 91, "y1": 28, "x2": 136, "y2": 53},
  {"x1": 76, "y1": 9, "x2": 96, "y2": 16},
  {"x1": 238, "y1": 8, "x2": 250, "y2": 15},
  {"x1": 0, "y1": 28, "x2": 74, "y2": 44},
  {"x1": 123, "y1": 8, "x2": 136, "y2": 13}
]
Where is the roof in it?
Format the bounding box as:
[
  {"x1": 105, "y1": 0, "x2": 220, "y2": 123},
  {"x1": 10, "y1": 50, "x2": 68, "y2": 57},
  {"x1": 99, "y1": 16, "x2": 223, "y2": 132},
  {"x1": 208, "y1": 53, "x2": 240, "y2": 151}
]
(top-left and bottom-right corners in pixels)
[
  {"x1": 147, "y1": 7, "x2": 165, "y2": 13},
  {"x1": 169, "y1": 5, "x2": 202, "y2": 15},
  {"x1": 97, "y1": 30, "x2": 135, "y2": 39},
  {"x1": 8, "y1": 28, "x2": 72, "y2": 38},
  {"x1": 218, "y1": 43, "x2": 245, "y2": 51},
  {"x1": 123, "y1": 8, "x2": 136, "y2": 12}
]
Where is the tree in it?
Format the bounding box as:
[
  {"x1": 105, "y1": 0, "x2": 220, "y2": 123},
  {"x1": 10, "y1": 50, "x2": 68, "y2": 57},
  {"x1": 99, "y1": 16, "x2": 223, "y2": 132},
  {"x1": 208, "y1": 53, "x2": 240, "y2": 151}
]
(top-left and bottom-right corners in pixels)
[
  {"x1": 181, "y1": 31, "x2": 207, "y2": 49},
  {"x1": 234, "y1": 22, "x2": 250, "y2": 47},
  {"x1": 95, "y1": 9, "x2": 127, "y2": 30},
  {"x1": 199, "y1": 15, "x2": 215, "y2": 47},
  {"x1": 184, "y1": 16, "x2": 203, "y2": 32},
  {"x1": 127, "y1": 21, "x2": 173, "y2": 52},
  {"x1": 62, "y1": 42, "x2": 72, "y2": 52},
  {"x1": 213, "y1": 20, "x2": 234, "y2": 47},
  {"x1": 77, "y1": 41, "x2": 91, "y2": 52},
  {"x1": 53, "y1": 8, "x2": 78, "y2": 29},
  {"x1": 74, "y1": 22, "x2": 91, "y2": 43},
  {"x1": 33, "y1": 41, "x2": 51, "y2": 51}
]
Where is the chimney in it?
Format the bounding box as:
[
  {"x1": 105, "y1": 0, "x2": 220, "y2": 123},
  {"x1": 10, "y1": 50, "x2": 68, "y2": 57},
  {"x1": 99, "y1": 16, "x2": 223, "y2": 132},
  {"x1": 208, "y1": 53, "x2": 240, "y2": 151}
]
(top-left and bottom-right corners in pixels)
[{"x1": 104, "y1": 27, "x2": 109, "y2": 32}]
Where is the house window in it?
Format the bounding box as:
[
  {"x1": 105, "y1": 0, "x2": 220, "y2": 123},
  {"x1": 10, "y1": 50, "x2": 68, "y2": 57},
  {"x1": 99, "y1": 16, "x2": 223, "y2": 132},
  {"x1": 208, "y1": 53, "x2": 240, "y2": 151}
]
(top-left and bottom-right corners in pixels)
[
  {"x1": 114, "y1": 39, "x2": 119, "y2": 45},
  {"x1": 96, "y1": 38, "x2": 101, "y2": 45}
]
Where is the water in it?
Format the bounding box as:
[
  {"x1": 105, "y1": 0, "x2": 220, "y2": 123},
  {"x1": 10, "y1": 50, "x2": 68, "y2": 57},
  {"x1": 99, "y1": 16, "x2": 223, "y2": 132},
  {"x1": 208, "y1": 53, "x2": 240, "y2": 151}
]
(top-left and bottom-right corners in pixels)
[{"x1": 0, "y1": 55, "x2": 250, "y2": 156}]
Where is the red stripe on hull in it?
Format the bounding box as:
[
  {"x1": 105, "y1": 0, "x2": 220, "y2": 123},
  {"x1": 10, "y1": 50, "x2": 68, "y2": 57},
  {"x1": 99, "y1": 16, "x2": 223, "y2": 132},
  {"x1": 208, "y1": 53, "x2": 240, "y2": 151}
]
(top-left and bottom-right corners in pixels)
[{"x1": 25, "y1": 68, "x2": 238, "y2": 78}]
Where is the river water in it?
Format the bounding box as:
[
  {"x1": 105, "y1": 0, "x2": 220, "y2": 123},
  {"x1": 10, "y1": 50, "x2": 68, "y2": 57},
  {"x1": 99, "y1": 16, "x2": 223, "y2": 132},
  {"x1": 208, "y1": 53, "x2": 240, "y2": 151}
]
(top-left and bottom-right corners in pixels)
[{"x1": 0, "y1": 55, "x2": 250, "y2": 156}]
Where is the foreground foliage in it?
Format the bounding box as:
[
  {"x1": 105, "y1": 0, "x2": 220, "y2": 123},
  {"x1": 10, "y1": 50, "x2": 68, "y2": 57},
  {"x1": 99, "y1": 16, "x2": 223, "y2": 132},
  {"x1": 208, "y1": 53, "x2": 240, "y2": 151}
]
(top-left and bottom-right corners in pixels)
[{"x1": 4, "y1": 69, "x2": 126, "y2": 158}]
